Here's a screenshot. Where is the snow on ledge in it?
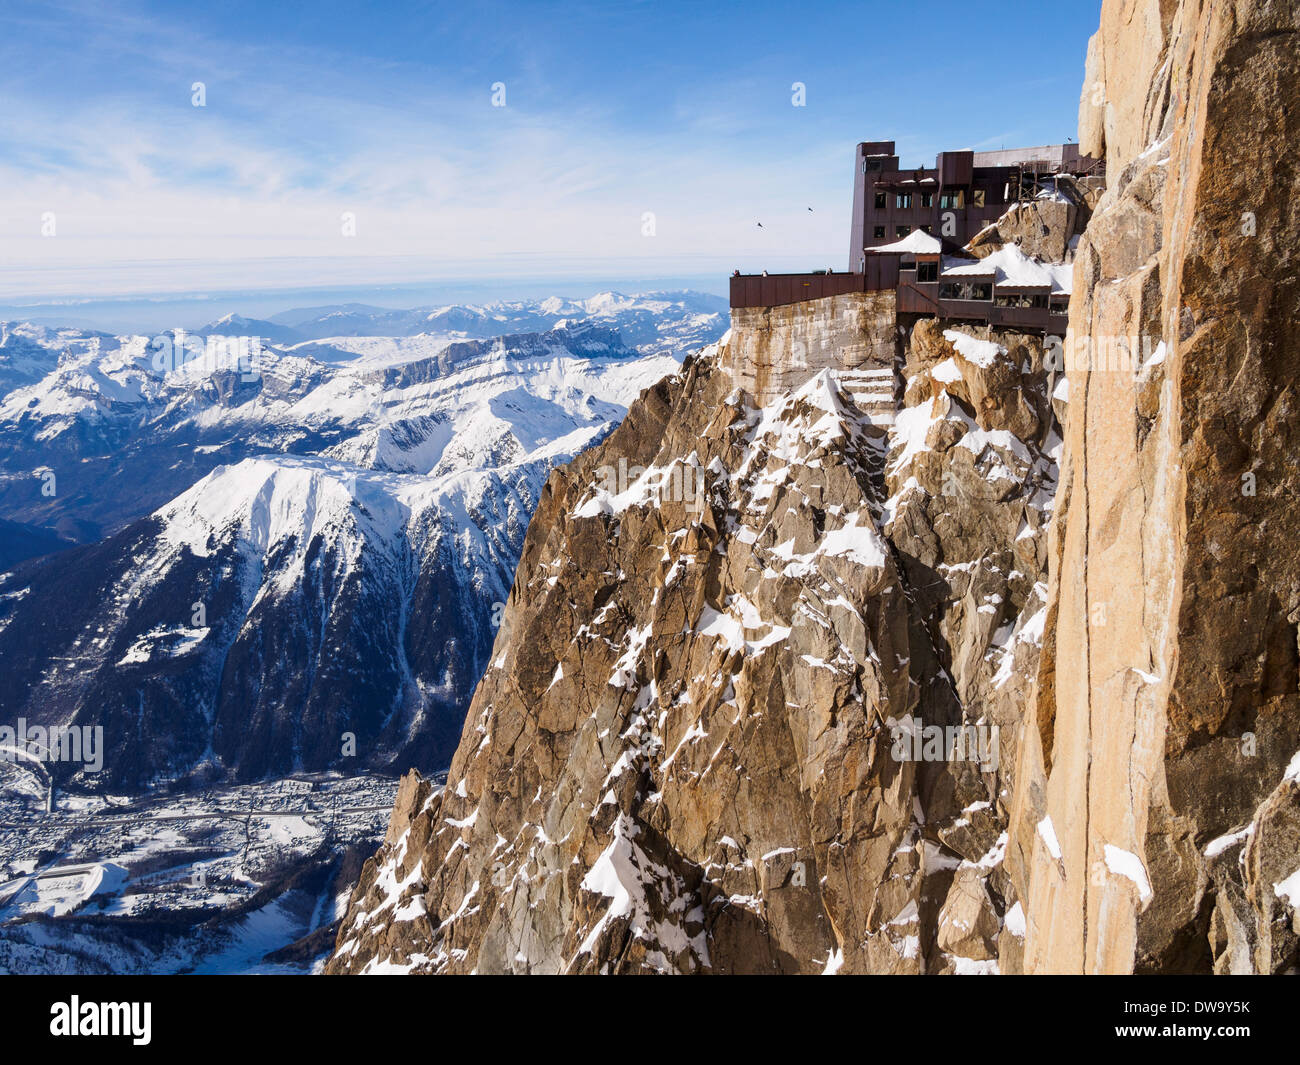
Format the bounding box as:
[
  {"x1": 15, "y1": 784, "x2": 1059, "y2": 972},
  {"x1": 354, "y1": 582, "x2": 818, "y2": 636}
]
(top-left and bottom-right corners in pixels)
[
  {"x1": 1103, "y1": 843, "x2": 1153, "y2": 902},
  {"x1": 943, "y1": 329, "x2": 1006, "y2": 369},
  {"x1": 1036, "y1": 815, "x2": 1062, "y2": 861}
]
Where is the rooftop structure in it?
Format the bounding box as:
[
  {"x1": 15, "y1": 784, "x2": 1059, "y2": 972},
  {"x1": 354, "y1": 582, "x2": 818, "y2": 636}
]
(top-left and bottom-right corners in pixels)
[
  {"x1": 729, "y1": 137, "x2": 1103, "y2": 336},
  {"x1": 849, "y1": 139, "x2": 1102, "y2": 271}
]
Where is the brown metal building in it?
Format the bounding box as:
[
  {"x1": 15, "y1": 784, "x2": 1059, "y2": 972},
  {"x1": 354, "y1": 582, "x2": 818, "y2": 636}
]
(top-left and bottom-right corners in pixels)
[
  {"x1": 847, "y1": 139, "x2": 1102, "y2": 271},
  {"x1": 729, "y1": 136, "x2": 1103, "y2": 337}
]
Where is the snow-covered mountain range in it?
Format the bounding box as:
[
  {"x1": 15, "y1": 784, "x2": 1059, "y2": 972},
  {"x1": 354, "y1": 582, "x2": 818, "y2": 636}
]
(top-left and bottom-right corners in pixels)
[{"x1": 0, "y1": 292, "x2": 727, "y2": 790}]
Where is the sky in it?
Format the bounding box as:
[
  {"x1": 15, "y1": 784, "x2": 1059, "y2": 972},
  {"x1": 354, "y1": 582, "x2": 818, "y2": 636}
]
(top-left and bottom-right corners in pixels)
[{"x1": 0, "y1": 0, "x2": 1102, "y2": 312}]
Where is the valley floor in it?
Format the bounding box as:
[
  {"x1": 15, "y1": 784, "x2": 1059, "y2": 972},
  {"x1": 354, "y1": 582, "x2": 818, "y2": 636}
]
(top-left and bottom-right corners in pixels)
[{"x1": 0, "y1": 770, "x2": 414, "y2": 974}]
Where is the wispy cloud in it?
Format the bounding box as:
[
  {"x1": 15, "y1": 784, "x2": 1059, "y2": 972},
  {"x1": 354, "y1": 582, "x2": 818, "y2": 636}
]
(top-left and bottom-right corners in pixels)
[{"x1": 0, "y1": 0, "x2": 1100, "y2": 298}]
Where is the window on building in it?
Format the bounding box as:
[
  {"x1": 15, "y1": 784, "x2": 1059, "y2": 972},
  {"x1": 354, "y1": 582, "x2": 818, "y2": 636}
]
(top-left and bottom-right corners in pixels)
[
  {"x1": 972, "y1": 188, "x2": 986, "y2": 208},
  {"x1": 896, "y1": 225, "x2": 910, "y2": 238},
  {"x1": 939, "y1": 280, "x2": 993, "y2": 301},
  {"x1": 873, "y1": 226, "x2": 886, "y2": 238},
  {"x1": 917, "y1": 261, "x2": 938, "y2": 283},
  {"x1": 939, "y1": 190, "x2": 964, "y2": 209},
  {"x1": 874, "y1": 192, "x2": 886, "y2": 209},
  {"x1": 920, "y1": 224, "x2": 933, "y2": 234},
  {"x1": 994, "y1": 292, "x2": 1048, "y2": 308},
  {"x1": 920, "y1": 192, "x2": 934, "y2": 208},
  {"x1": 895, "y1": 193, "x2": 912, "y2": 209}
]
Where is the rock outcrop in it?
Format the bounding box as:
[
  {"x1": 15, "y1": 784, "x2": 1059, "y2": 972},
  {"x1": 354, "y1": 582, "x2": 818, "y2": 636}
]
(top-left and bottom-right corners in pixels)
[
  {"x1": 721, "y1": 291, "x2": 897, "y2": 406},
  {"x1": 326, "y1": 312, "x2": 1062, "y2": 974},
  {"x1": 967, "y1": 198, "x2": 1089, "y2": 264},
  {"x1": 1008, "y1": 0, "x2": 1300, "y2": 974}
]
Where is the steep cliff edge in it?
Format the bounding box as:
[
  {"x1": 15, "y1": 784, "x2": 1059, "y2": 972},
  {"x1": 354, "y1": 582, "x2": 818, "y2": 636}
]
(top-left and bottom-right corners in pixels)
[
  {"x1": 325, "y1": 316, "x2": 1061, "y2": 974},
  {"x1": 1010, "y1": 0, "x2": 1300, "y2": 974}
]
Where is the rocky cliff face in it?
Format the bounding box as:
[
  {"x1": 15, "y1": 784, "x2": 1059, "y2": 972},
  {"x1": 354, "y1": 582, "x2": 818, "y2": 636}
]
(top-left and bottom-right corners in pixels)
[
  {"x1": 721, "y1": 291, "x2": 897, "y2": 406},
  {"x1": 966, "y1": 196, "x2": 1090, "y2": 264},
  {"x1": 326, "y1": 316, "x2": 1062, "y2": 974},
  {"x1": 1007, "y1": 0, "x2": 1300, "y2": 975}
]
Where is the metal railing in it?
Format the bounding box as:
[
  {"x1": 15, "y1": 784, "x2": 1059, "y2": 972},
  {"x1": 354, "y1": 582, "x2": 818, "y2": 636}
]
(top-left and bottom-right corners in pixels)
[{"x1": 730, "y1": 257, "x2": 899, "y2": 309}]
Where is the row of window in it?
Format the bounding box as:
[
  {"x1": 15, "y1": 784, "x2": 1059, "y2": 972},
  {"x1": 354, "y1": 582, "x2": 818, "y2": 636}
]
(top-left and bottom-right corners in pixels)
[
  {"x1": 893, "y1": 284, "x2": 1064, "y2": 307},
  {"x1": 995, "y1": 293, "x2": 1051, "y2": 309},
  {"x1": 876, "y1": 191, "x2": 934, "y2": 209},
  {"x1": 873, "y1": 189, "x2": 987, "y2": 209},
  {"x1": 934, "y1": 287, "x2": 1069, "y2": 305}
]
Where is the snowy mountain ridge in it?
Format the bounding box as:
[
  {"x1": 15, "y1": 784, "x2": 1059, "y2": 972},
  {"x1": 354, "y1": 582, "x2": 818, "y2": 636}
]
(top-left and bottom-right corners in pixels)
[{"x1": 0, "y1": 292, "x2": 727, "y2": 789}]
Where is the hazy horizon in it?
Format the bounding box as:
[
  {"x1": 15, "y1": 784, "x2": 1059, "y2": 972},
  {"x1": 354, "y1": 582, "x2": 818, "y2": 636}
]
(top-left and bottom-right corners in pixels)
[{"x1": 0, "y1": 268, "x2": 736, "y2": 333}]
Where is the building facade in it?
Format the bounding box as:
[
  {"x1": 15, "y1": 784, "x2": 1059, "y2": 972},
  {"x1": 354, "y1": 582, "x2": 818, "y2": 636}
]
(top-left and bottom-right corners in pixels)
[
  {"x1": 730, "y1": 137, "x2": 1103, "y2": 337},
  {"x1": 847, "y1": 139, "x2": 1101, "y2": 272}
]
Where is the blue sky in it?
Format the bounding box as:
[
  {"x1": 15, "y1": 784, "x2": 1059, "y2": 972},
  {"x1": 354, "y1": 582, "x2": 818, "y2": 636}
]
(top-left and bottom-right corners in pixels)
[{"x1": 0, "y1": 0, "x2": 1102, "y2": 303}]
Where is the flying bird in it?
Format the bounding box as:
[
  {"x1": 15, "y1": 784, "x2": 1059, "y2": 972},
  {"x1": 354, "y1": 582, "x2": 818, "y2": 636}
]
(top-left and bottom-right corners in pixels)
[{"x1": 756, "y1": 222, "x2": 763, "y2": 227}]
